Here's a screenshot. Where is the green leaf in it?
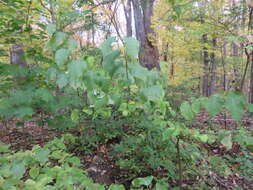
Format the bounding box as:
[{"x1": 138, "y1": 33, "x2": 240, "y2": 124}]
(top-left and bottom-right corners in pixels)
[
  {"x1": 132, "y1": 176, "x2": 153, "y2": 187},
  {"x1": 155, "y1": 182, "x2": 169, "y2": 190},
  {"x1": 0, "y1": 142, "x2": 10, "y2": 153},
  {"x1": 198, "y1": 134, "x2": 209, "y2": 143},
  {"x1": 129, "y1": 62, "x2": 148, "y2": 81},
  {"x1": 180, "y1": 101, "x2": 194, "y2": 120},
  {"x1": 29, "y1": 167, "x2": 40, "y2": 179},
  {"x1": 205, "y1": 94, "x2": 224, "y2": 117},
  {"x1": 140, "y1": 85, "x2": 165, "y2": 102},
  {"x1": 11, "y1": 163, "x2": 26, "y2": 179},
  {"x1": 225, "y1": 92, "x2": 245, "y2": 121},
  {"x1": 221, "y1": 135, "x2": 232, "y2": 150},
  {"x1": 68, "y1": 60, "x2": 87, "y2": 78},
  {"x1": 55, "y1": 32, "x2": 68, "y2": 47},
  {"x1": 100, "y1": 37, "x2": 117, "y2": 55},
  {"x1": 67, "y1": 39, "x2": 78, "y2": 51},
  {"x1": 67, "y1": 156, "x2": 81, "y2": 166},
  {"x1": 71, "y1": 109, "x2": 79, "y2": 123},
  {"x1": 55, "y1": 49, "x2": 69, "y2": 66},
  {"x1": 191, "y1": 99, "x2": 202, "y2": 114},
  {"x1": 102, "y1": 50, "x2": 121, "y2": 77},
  {"x1": 162, "y1": 127, "x2": 180, "y2": 140},
  {"x1": 109, "y1": 184, "x2": 125, "y2": 190},
  {"x1": 124, "y1": 37, "x2": 139, "y2": 59},
  {"x1": 35, "y1": 149, "x2": 50, "y2": 163},
  {"x1": 14, "y1": 107, "x2": 34, "y2": 118},
  {"x1": 35, "y1": 89, "x2": 53, "y2": 102},
  {"x1": 46, "y1": 24, "x2": 56, "y2": 37},
  {"x1": 47, "y1": 68, "x2": 57, "y2": 81},
  {"x1": 57, "y1": 74, "x2": 68, "y2": 88}
]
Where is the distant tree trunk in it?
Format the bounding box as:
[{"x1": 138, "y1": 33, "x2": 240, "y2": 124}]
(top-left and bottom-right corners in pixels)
[
  {"x1": 231, "y1": 42, "x2": 239, "y2": 83},
  {"x1": 170, "y1": 53, "x2": 174, "y2": 78},
  {"x1": 202, "y1": 34, "x2": 209, "y2": 97},
  {"x1": 132, "y1": 0, "x2": 160, "y2": 70},
  {"x1": 10, "y1": 44, "x2": 27, "y2": 67},
  {"x1": 221, "y1": 43, "x2": 227, "y2": 91},
  {"x1": 209, "y1": 38, "x2": 217, "y2": 95},
  {"x1": 123, "y1": 0, "x2": 132, "y2": 37}
]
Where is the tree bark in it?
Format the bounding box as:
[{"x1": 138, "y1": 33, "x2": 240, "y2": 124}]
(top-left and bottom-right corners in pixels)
[
  {"x1": 209, "y1": 38, "x2": 217, "y2": 95},
  {"x1": 123, "y1": 0, "x2": 132, "y2": 37},
  {"x1": 248, "y1": 7, "x2": 253, "y2": 103},
  {"x1": 202, "y1": 34, "x2": 209, "y2": 97},
  {"x1": 10, "y1": 44, "x2": 27, "y2": 67},
  {"x1": 132, "y1": 0, "x2": 160, "y2": 70},
  {"x1": 221, "y1": 43, "x2": 227, "y2": 91}
]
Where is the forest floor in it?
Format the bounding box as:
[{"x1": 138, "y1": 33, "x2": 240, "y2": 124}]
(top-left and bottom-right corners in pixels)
[{"x1": 1, "y1": 113, "x2": 253, "y2": 190}]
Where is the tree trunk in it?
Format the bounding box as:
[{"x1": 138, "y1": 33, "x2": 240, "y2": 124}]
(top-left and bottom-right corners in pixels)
[
  {"x1": 123, "y1": 0, "x2": 132, "y2": 37},
  {"x1": 248, "y1": 7, "x2": 253, "y2": 103},
  {"x1": 132, "y1": 0, "x2": 160, "y2": 70},
  {"x1": 209, "y1": 38, "x2": 217, "y2": 95},
  {"x1": 221, "y1": 43, "x2": 227, "y2": 91},
  {"x1": 202, "y1": 34, "x2": 209, "y2": 97},
  {"x1": 10, "y1": 44, "x2": 27, "y2": 67},
  {"x1": 249, "y1": 51, "x2": 253, "y2": 103}
]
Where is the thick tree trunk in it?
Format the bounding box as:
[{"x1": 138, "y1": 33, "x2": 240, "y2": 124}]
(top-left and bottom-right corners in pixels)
[
  {"x1": 202, "y1": 34, "x2": 209, "y2": 97},
  {"x1": 123, "y1": 0, "x2": 132, "y2": 37},
  {"x1": 10, "y1": 44, "x2": 27, "y2": 67},
  {"x1": 132, "y1": 0, "x2": 160, "y2": 70}
]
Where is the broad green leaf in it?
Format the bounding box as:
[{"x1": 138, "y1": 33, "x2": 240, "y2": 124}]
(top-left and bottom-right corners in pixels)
[
  {"x1": 162, "y1": 127, "x2": 181, "y2": 140},
  {"x1": 29, "y1": 167, "x2": 39, "y2": 179},
  {"x1": 221, "y1": 135, "x2": 232, "y2": 150},
  {"x1": 109, "y1": 184, "x2": 125, "y2": 190},
  {"x1": 11, "y1": 163, "x2": 26, "y2": 179},
  {"x1": 71, "y1": 109, "x2": 79, "y2": 123},
  {"x1": 248, "y1": 103, "x2": 253, "y2": 112},
  {"x1": 100, "y1": 37, "x2": 116, "y2": 55},
  {"x1": 46, "y1": 24, "x2": 56, "y2": 37},
  {"x1": 225, "y1": 92, "x2": 245, "y2": 121},
  {"x1": 102, "y1": 50, "x2": 121, "y2": 77},
  {"x1": 68, "y1": 60, "x2": 87, "y2": 78},
  {"x1": 124, "y1": 37, "x2": 139, "y2": 59},
  {"x1": 155, "y1": 182, "x2": 169, "y2": 190},
  {"x1": 55, "y1": 49, "x2": 69, "y2": 66},
  {"x1": 14, "y1": 107, "x2": 34, "y2": 118},
  {"x1": 35, "y1": 149, "x2": 50, "y2": 163},
  {"x1": 0, "y1": 142, "x2": 10, "y2": 153},
  {"x1": 205, "y1": 94, "x2": 224, "y2": 117},
  {"x1": 35, "y1": 89, "x2": 53, "y2": 102},
  {"x1": 180, "y1": 101, "x2": 194, "y2": 120},
  {"x1": 191, "y1": 99, "x2": 202, "y2": 114},
  {"x1": 67, "y1": 156, "x2": 81, "y2": 166},
  {"x1": 140, "y1": 85, "x2": 165, "y2": 102},
  {"x1": 198, "y1": 134, "x2": 208, "y2": 143},
  {"x1": 55, "y1": 32, "x2": 68, "y2": 47},
  {"x1": 132, "y1": 176, "x2": 153, "y2": 187},
  {"x1": 47, "y1": 68, "x2": 57, "y2": 81},
  {"x1": 67, "y1": 39, "x2": 78, "y2": 51},
  {"x1": 57, "y1": 74, "x2": 68, "y2": 88},
  {"x1": 129, "y1": 62, "x2": 148, "y2": 81}
]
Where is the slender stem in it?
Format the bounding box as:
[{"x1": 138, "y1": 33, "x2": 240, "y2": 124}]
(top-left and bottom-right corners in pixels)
[{"x1": 176, "y1": 137, "x2": 182, "y2": 190}]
